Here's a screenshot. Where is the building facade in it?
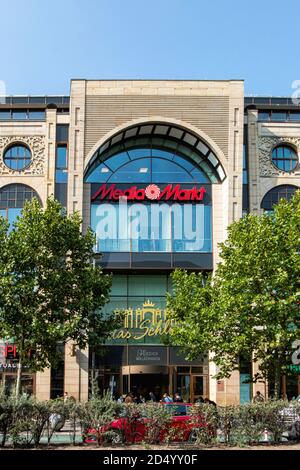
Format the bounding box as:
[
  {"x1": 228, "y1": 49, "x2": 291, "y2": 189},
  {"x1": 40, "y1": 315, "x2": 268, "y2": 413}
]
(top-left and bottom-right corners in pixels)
[{"x1": 0, "y1": 81, "x2": 299, "y2": 404}]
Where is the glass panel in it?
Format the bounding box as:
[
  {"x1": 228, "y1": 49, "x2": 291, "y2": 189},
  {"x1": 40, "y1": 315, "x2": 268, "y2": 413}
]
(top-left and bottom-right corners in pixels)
[
  {"x1": 55, "y1": 169, "x2": 68, "y2": 183},
  {"x1": 56, "y1": 125, "x2": 69, "y2": 142},
  {"x1": 56, "y1": 146, "x2": 67, "y2": 168},
  {"x1": 193, "y1": 376, "x2": 204, "y2": 398},
  {"x1": 127, "y1": 148, "x2": 151, "y2": 159},
  {"x1": 7, "y1": 208, "x2": 22, "y2": 228},
  {"x1": 111, "y1": 275, "x2": 127, "y2": 296},
  {"x1": 12, "y1": 111, "x2": 27, "y2": 120},
  {"x1": 176, "y1": 375, "x2": 190, "y2": 403},
  {"x1": 105, "y1": 152, "x2": 129, "y2": 171},
  {"x1": 28, "y1": 111, "x2": 45, "y2": 120},
  {"x1": 271, "y1": 112, "x2": 287, "y2": 121},
  {"x1": 289, "y1": 112, "x2": 300, "y2": 121},
  {"x1": 109, "y1": 158, "x2": 151, "y2": 183},
  {"x1": 0, "y1": 111, "x2": 11, "y2": 120}
]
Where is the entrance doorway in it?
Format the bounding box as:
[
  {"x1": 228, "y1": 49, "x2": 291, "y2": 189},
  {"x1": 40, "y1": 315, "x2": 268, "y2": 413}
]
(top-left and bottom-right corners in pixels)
[{"x1": 126, "y1": 373, "x2": 169, "y2": 401}]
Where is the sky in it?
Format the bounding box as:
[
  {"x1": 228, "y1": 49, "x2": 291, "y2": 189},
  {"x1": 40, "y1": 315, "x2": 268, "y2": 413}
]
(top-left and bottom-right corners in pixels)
[{"x1": 0, "y1": 0, "x2": 299, "y2": 97}]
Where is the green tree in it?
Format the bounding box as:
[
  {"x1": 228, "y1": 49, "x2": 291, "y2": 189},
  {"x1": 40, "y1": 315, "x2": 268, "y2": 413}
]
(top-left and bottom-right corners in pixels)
[
  {"x1": 0, "y1": 197, "x2": 118, "y2": 396},
  {"x1": 167, "y1": 191, "x2": 300, "y2": 399}
]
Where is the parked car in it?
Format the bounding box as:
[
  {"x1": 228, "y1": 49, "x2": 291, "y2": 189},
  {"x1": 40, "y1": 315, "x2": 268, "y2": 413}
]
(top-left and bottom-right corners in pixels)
[{"x1": 84, "y1": 403, "x2": 211, "y2": 444}]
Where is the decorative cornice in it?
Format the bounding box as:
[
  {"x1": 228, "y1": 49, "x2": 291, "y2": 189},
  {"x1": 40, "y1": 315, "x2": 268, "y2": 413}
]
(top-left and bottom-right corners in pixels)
[
  {"x1": 0, "y1": 135, "x2": 45, "y2": 176},
  {"x1": 258, "y1": 136, "x2": 300, "y2": 177}
]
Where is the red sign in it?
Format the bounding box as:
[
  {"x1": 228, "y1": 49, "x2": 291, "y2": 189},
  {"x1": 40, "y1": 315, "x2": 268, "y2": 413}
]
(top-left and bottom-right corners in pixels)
[
  {"x1": 91, "y1": 184, "x2": 206, "y2": 202},
  {"x1": 0, "y1": 344, "x2": 17, "y2": 359}
]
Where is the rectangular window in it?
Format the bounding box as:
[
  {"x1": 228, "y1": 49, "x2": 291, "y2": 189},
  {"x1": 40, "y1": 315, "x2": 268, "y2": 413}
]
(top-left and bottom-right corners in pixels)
[
  {"x1": 0, "y1": 111, "x2": 11, "y2": 120},
  {"x1": 28, "y1": 110, "x2": 45, "y2": 120},
  {"x1": 12, "y1": 110, "x2": 28, "y2": 120},
  {"x1": 55, "y1": 141, "x2": 68, "y2": 209},
  {"x1": 56, "y1": 125, "x2": 69, "y2": 143}
]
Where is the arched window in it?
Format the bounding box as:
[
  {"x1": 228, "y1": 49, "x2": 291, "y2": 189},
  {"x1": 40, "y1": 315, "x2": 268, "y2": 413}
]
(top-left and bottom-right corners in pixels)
[
  {"x1": 3, "y1": 143, "x2": 32, "y2": 171},
  {"x1": 271, "y1": 144, "x2": 298, "y2": 172},
  {"x1": 261, "y1": 185, "x2": 299, "y2": 212},
  {"x1": 0, "y1": 183, "x2": 41, "y2": 227},
  {"x1": 85, "y1": 147, "x2": 209, "y2": 184},
  {"x1": 84, "y1": 123, "x2": 226, "y2": 184}
]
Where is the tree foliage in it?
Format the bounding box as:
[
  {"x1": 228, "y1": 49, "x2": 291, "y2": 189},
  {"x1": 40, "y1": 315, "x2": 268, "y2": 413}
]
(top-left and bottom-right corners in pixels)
[
  {"x1": 0, "y1": 197, "x2": 118, "y2": 392},
  {"x1": 167, "y1": 191, "x2": 300, "y2": 396}
]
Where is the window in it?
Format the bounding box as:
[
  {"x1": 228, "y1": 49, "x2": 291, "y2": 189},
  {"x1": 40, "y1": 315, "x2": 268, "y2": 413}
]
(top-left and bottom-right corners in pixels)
[
  {"x1": 86, "y1": 148, "x2": 209, "y2": 184},
  {"x1": 261, "y1": 185, "x2": 298, "y2": 212},
  {"x1": 0, "y1": 183, "x2": 41, "y2": 227},
  {"x1": 3, "y1": 144, "x2": 32, "y2": 171},
  {"x1": 55, "y1": 142, "x2": 68, "y2": 208},
  {"x1": 271, "y1": 145, "x2": 298, "y2": 172}
]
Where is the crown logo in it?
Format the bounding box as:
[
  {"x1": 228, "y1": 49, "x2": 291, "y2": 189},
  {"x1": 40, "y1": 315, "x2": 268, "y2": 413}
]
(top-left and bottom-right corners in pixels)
[{"x1": 143, "y1": 299, "x2": 155, "y2": 308}]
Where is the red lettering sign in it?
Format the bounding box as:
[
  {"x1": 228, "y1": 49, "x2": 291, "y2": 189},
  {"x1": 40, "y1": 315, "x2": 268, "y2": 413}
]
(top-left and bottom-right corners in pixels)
[{"x1": 91, "y1": 184, "x2": 206, "y2": 202}]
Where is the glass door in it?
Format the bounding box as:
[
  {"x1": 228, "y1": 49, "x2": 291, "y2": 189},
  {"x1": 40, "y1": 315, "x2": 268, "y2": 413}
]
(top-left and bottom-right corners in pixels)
[{"x1": 191, "y1": 375, "x2": 207, "y2": 403}]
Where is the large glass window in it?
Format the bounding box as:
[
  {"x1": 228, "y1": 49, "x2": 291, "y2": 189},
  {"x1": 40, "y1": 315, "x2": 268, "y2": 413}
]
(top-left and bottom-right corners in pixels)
[
  {"x1": 261, "y1": 185, "x2": 299, "y2": 212},
  {"x1": 0, "y1": 183, "x2": 41, "y2": 228},
  {"x1": 271, "y1": 145, "x2": 298, "y2": 172},
  {"x1": 3, "y1": 144, "x2": 32, "y2": 171},
  {"x1": 86, "y1": 148, "x2": 209, "y2": 184},
  {"x1": 91, "y1": 202, "x2": 212, "y2": 253},
  {"x1": 103, "y1": 275, "x2": 171, "y2": 345}
]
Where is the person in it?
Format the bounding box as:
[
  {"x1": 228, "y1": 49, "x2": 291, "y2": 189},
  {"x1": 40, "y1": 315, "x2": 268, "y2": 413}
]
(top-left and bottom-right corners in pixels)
[
  {"x1": 173, "y1": 392, "x2": 183, "y2": 403},
  {"x1": 161, "y1": 392, "x2": 173, "y2": 403},
  {"x1": 195, "y1": 396, "x2": 204, "y2": 404},
  {"x1": 204, "y1": 397, "x2": 217, "y2": 407},
  {"x1": 253, "y1": 391, "x2": 264, "y2": 403},
  {"x1": 124, "y1": 393, "x2": 134, "y2": 404},
  {"x1": 117, "y1": 394, "x2": 126, "y2": 404},
  {"x1": 148, "y1": 391, "x2": 156, "y2": 402}
]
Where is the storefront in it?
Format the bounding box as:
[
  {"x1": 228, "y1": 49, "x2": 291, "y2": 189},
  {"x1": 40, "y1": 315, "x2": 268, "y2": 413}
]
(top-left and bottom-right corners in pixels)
[
  {"x1": 84, "y1": 121, "x2": 223, "y2": 402},
  {"x1": 0, "y1": 342, "x2": 35, "y2": 395}
]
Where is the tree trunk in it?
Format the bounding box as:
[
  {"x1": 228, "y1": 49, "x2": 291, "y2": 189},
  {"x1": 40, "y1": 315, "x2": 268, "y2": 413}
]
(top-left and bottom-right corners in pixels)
[
  {"x1": 15, "y1": 351, "x2": 23, "y2": 397},
  {"x1": 273, "y1": 353, "x2": 281, "y2": 400},
  {"x1": 281, "y1": 375, "x2": 287, "y2": 400}
]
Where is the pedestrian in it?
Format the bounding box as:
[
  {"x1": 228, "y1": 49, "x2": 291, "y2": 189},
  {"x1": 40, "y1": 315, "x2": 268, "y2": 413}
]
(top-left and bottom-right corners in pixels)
[
  {"x1": 195, "y1": 396, "x2": 204, "y2": 404},
  {"x1": 148, "y1": 391, "x2": 156, "y2": 402},
  {"x1": 173, "y1": 392, "x2": 183, "y2": 403},
  {"x1": 253, "y1": 391, "x2": 264, "y2": 403},
  {"x1": 161, "y1": 392, "x2": 173, "y2": 403},
  {"x1": 124, "y1": 393, "x2": 134, "y2": 404}
]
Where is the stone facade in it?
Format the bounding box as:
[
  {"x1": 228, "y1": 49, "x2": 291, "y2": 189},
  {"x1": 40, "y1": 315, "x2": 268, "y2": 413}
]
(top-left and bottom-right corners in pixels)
[{"x1": 1, "y1": 81, "x2": 299, "y2": 405}]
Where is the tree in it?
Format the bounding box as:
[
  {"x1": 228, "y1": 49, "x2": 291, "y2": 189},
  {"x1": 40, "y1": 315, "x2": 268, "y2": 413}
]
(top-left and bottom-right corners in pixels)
[
  {"x1": 167, "y1": 191, "x2": 300, "y2": 399},
  {"x1": 0, "y1": 197, "x2": 118, "y2": 396}
]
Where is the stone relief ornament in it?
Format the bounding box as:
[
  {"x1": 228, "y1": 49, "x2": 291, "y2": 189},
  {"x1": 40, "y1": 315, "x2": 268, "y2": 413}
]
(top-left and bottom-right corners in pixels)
[
  {"x1": 0, "y1": 135, "x2": 45, "y2": 175},
  {"x1": 258, "y1": 136, "x2": 300, "y2": 177}
]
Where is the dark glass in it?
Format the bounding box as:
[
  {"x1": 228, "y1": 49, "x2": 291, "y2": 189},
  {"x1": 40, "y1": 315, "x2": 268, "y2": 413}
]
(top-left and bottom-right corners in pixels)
[
  {"x1": 0, "y1": 184, "x2": 40, "y2": 209},
  {"x1": 271, "y1": 112, "x2": 287, "y2": 121},
  {"x1": 258, "y1": 112, "x2": 270, "y2": 121},
  {"x1": 56, "y1": 125, "x2": 69, "y2": 142},
  {"x1": 29, "y1": 96, "x2": 46, "y2": 104},
  {"x1": 55, "y1": 183, "x2": 68, "y2": 208},
  {"x1": 272, "y1": 145, "x2": 298, "y2": 172},
  {"x1": 261, "y1": 185, "x2": 298, "y2": 211},
  {"x1": 11, "y1": 97, "x2": 29, "y2": 104},
  {"x1": 3, "y1": 145, "x2": 32, "y2": 170}
]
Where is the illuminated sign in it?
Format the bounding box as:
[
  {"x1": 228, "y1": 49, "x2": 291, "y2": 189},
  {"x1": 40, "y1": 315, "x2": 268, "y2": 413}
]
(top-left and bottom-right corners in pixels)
[
  {"x1": 112, "y1": 300, "x2": 174, "y2": 341},
  {"x1": 92, "y1": 183, "x2": 206, "y2": 203}
]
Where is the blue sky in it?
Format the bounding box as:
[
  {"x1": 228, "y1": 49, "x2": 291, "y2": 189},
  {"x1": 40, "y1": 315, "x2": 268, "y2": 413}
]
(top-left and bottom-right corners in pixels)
[{"x1": 1, "y1": 0, "x2": 299, "y2": 96}]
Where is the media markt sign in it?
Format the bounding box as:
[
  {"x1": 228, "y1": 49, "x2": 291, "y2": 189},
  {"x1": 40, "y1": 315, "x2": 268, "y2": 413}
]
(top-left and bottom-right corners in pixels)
[{"x1": 112, "y1": 300, "x2": 174, "y2": 341}]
